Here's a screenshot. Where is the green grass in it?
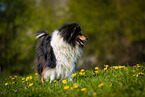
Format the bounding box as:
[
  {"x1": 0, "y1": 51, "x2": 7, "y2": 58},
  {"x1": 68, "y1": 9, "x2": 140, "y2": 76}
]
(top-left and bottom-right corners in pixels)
[{"x1": 0, "y1": 64, "x2": 145, "y2": 97}]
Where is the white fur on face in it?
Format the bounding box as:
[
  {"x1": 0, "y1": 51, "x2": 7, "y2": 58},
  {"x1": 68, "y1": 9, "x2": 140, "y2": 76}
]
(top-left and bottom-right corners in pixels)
[{"x1": 43, "y1": 30, "x2": 83, "y2": 82}]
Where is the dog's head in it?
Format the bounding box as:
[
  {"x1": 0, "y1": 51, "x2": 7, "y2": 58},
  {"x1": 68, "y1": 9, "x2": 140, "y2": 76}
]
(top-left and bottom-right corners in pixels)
[{"x1": 58, "y1": 22, "x2": 88, "y2": 47}]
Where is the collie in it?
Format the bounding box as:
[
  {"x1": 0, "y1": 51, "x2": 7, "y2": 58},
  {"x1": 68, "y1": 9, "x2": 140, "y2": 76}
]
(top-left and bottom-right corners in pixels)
[{"x1": 34, "y1": 22, "x2": 87, "y2": 83}]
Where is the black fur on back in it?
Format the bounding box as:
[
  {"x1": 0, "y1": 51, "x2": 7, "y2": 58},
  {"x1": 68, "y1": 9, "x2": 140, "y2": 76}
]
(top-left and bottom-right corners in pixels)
[
  {"x1": 58, "y1": 22, "x2": 81, "y2": 47},
  {"x1": 34, "y1": 30, "x2": 56, "y2": 75}
]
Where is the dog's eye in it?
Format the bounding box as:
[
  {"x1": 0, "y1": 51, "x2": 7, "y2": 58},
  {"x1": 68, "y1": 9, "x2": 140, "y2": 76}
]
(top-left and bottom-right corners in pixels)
[{"x1": 77, "y1": 32, "x2": 82, "y2": 35}]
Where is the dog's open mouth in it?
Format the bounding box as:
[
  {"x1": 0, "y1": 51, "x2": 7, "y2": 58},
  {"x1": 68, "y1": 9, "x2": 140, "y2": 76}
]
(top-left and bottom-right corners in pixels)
[{"x1": 77, "y1": 39, "x2": 85, "y2": 47}]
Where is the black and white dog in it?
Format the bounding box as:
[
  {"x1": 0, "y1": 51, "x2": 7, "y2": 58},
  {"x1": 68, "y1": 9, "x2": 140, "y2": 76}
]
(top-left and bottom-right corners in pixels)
[{"x1": 34, "y1": 22, "x2": 87, "y2": 83}]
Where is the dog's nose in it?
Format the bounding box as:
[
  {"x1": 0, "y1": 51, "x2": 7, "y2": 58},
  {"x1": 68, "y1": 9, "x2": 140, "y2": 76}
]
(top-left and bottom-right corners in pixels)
[{"x1": 85, "y1": 37, "x2": 88, "y2": 40}]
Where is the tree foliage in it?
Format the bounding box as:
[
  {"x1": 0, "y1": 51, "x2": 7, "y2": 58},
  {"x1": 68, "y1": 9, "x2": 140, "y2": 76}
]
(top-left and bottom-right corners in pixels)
[
  {"x1": 0, "y1": 0, "x2": 145, "y2": 74},
  {"x1": 68, "y1": 0, "x2": 145, "y2": 66}
]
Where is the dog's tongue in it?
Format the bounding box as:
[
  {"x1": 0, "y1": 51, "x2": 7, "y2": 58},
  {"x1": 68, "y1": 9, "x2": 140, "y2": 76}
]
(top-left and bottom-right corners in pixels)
[
  {"x1": 77, "y1": 39, "x2": 85, "y2": 47},
  {"x1": 80, "y1": 41, "x2": 85, "y2": 47}
]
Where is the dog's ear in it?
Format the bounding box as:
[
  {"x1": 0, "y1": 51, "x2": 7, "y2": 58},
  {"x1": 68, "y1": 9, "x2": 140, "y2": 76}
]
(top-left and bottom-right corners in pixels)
[{"x1": 70, "y1": 27, "x2": 76, "y2": 37}]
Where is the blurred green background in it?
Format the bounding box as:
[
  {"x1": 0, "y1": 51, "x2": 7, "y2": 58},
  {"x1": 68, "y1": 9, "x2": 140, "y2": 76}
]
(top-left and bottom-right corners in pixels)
[{"x1": 0, "y1": 0, "x2": 145, "y2": 75}]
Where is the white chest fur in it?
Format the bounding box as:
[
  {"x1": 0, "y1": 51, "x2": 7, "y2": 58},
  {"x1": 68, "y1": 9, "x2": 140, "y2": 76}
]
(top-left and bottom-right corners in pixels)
[{"x1": 50, "y1": 30, "x2": 83, "y2": 79}]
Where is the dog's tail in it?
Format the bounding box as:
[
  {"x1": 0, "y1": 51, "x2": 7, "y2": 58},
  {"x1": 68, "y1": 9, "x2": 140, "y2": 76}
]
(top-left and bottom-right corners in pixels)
[{"x1": 35, "y1": 30, "x2": 49, "y2": 39}]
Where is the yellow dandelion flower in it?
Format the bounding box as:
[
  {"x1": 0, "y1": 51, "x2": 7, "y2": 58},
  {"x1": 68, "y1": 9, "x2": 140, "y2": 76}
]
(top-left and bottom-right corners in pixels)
[
  {"x1": 105, "y1": 65, "x2": 109, "y2": 67},
  {"x1": 30, "y1": 76, "x2": 32, "y2": 79},
  {"x1": 80, "y1": 69, "x2": 85, "y2": 72},
  {"x1": 95, "y1": 71, "x2": 98, "y2": 73},
  {"x1": 139, "y1": 72, "x2": 144, "y2": 75},
  {"x1": 73, "y1": 85, "x2": 78, "y2": 88},
  {"x1": 70, "y1": 87, "x2": 73, "y2": 90},
  {"x1": 9, "y1": 76, "x2": 12, "y2": 78},
  {"x1": 11, "y1": 78, "x2": 15, "y2": 80},
  {"x1": 81, "y1": 88, "x2": 87, "y2": 91},
  {"x1": 98, "y1": 83, "x2": 104, "y2": 87},
  {"x1": 114, "y1": 66, "x2": 119, "y2": 69},
  {"x1": 14, "y1": 75, "x2": 17, "y2": 77},
  {"x1": 54, "y1": 80, "x2": 57, "y2": 82},
  {"x1": 133, "y1": 70, "x2": 135, "y2": 72},
  {"x1": 22, "y1": 78, "x2": 25, "y2": 80},
  {"x1": 136, "y1": 64, "x2": 141, "y2": 67},
  {"x1": 73, "y1": 83, "x2": 77, "y2": 85},
  {"x1": 35, "y1": 73, "x2": 38, "y2": 75},
  {"x1": 26, "y1": 77, "x2": 30, "y2": 81},
  {"x1": 72, "y1": 73, "x2": 76, "y2": 77},
  {"x1": 29, "y1": 83, "x2": 33, "y2": 87},
  {"x1": 119, "y1": 66, "x2": 125, "y2": 69},
  {"x1": 62, "y1": 80, "x2": 67, "y2": 84},
  {"x1": 93, "y1": 92, "x2": 97, "y2": 96},
  {"x1": 5, "y1": 83, "x2": 8, "y2": 86},
  {"x1": 133, "y1": 74, "x2": 136, "y2": 76},
  {"x1": 22, "y1": 81, "x2": 25, "y2": 83},
  {"x1": 79, "y1": 72, "x2": 85, "y2": 75},
  {"x1": 104, "y1": 68, "x2": 107, "y2": 70},
  {"x1": 79, "y1": 72, "x2": 83, "y2": 75},
  {"x1": 140, "y1": 73, "x2": 144, "y2": 75},
  {"x1": 12, "y1": 82, "x2": 15, "y2": 84},
  {"x1": 95, "y1": 67, "x2": 99, "y2": 69},
  {"x1": 64, "y1": 85, "x2": 69, "y2": 90}
]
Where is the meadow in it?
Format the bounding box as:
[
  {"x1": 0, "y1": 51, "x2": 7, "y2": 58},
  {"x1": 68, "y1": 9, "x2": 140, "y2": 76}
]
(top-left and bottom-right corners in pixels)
[{"x1": 0, "y1": 64, "x2": 145, "y2": 97}]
